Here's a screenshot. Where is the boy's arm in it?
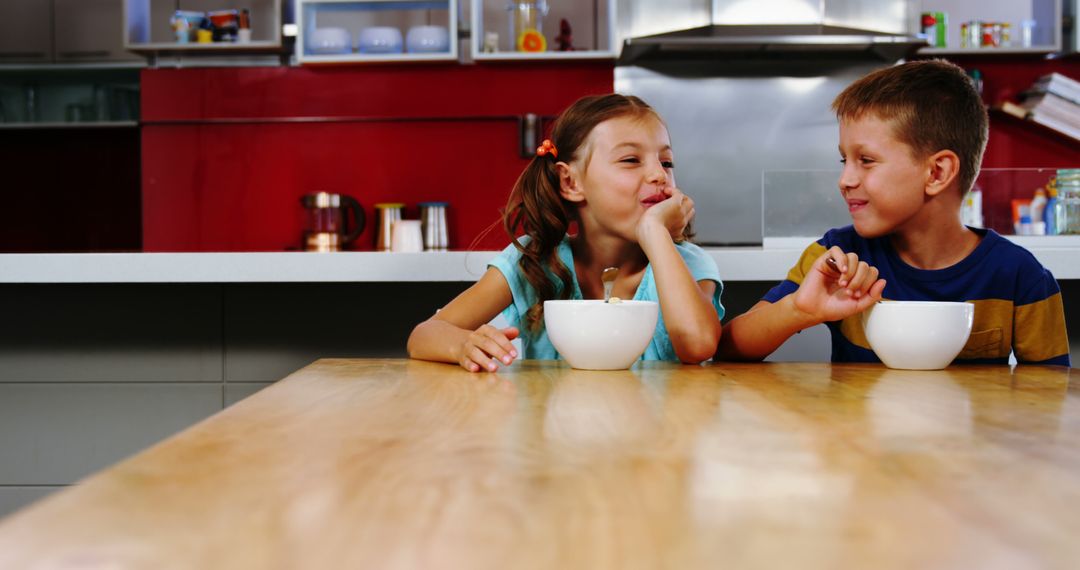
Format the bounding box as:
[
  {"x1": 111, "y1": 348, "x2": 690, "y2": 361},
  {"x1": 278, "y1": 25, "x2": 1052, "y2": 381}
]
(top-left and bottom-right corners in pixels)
[
  {"x1": 407, "y1": 268, "x2": 518, "y2": 371},
  {"x1": 638, "y1": 191, "x2": 720, "y2": 364},
  {"x1": 717, "y1": 248, "x2": 886, "y2": 361},
  {"x1": 717, "y1": 297, "x2": 819, "y2": 361},
  {"x1": 1012, "y1": 272, "x2": 1071, "y2": 366}
]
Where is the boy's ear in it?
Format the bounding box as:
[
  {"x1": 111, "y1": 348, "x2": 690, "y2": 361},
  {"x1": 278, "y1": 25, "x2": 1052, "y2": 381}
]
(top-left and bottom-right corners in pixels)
[
  {"x1": 924, "y1": 150, "x2": 961, "y2": 198},
  {"x1": 557, "y1": 161, "x2": 585, "y2": 203}
]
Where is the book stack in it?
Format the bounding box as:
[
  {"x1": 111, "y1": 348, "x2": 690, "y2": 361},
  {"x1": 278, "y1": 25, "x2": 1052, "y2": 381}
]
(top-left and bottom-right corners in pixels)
[{"x1": 1000, "y1": 72, "x2": 1080, "y2": 141}]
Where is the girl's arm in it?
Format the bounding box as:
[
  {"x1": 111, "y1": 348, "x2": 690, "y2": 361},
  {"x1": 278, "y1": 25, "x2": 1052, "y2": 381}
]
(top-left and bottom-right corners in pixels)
[
  {"x1": 638, "y1": 189, "x2": 721, "y2": 364},
  {"x1": 407, "y1": 268, "x2": 519, "y2": 372}
]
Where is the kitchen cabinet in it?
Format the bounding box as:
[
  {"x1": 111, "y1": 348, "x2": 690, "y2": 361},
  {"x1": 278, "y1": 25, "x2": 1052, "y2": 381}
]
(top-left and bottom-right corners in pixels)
[
  {"x1": 915, "y1": 0, "x2": 1062, "y2": 54},
  {"x1": 123, "y1": 0, "x2": 284, "y2": 59},
  {"x1": 470, "y1": 0, "x2": 616, "y2": 60},
  {"x1": 55, "y1": 0, "x2": 141, "y2": 63},
  {"x1": 0, "y1": 0, "x2": 141, "y2": 65},
  {"x1": 296, "y1": 0, "x2": 459, "y2": 64},
  {"x1": 0, "y1": 0, "x2": 54, "y2": 64}
]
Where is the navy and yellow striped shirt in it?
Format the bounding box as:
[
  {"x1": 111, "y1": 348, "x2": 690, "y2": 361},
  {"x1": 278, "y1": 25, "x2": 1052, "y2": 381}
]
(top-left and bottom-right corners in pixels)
[{"x1": 763, "y1": 226, "x2": 1070, "y2": 366}]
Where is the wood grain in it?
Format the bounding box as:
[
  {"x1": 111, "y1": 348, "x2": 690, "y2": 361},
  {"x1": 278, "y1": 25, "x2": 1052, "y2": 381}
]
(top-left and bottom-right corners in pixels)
[{"x1": 0, "y1": 360, "x2": 1076, "y2": 569}]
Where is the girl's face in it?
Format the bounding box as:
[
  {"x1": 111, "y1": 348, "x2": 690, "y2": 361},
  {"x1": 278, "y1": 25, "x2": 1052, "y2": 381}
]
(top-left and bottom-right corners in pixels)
[{"x1": 563, "y1": 114, "x2": 675, "y2": 241}]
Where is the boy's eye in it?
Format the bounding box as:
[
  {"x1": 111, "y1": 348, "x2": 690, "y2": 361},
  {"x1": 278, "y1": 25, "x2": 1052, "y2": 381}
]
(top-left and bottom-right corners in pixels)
[
  {"x1": 619, "y1": 157, "x2": 640, "y2": 164},
  {"x1": 839, "y1": 158, "x2": 847, "y2": 164},
  {"x1": 860, "y1": 156, "x2": 875, "y2": 164},
  {"x1": 662, "y1": 160, "x2": 675, "y2": 169}
]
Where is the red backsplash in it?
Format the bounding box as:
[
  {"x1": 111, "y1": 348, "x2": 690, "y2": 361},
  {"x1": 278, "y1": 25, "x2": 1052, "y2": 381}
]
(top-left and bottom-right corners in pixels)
[
  {"x1": 141, "y1": 63, "x2": 614, "y2": 252},
  {"x1": 936, "y1": 55, "x2": 1080, "y2": 235}
]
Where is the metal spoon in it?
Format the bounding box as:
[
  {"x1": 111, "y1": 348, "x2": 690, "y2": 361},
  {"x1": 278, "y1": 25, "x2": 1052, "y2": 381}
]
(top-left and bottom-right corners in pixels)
[{"x1": 601, "y1": 267, "x2": 619, "y2": 303}]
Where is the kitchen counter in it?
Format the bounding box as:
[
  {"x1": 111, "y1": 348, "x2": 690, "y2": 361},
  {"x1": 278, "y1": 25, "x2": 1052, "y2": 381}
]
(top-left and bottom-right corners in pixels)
[
  {"x1": 2, "y1": 235, "x2": 1079, "y2": 282},
  {"x1": 0, "y1": 359, "x2": 1077, "y2": 568}
]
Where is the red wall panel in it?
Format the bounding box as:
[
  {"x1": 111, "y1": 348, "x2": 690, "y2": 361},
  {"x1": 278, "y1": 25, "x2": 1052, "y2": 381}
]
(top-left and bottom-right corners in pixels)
[{"x1": 141, "y1": 63, "x2": 613, "y2": 252}]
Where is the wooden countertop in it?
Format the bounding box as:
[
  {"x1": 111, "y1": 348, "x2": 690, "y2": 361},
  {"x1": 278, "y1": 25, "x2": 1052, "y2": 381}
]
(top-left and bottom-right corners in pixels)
[{"x1": 0, "y1": 359, "x2": 1077, "y2": 568}]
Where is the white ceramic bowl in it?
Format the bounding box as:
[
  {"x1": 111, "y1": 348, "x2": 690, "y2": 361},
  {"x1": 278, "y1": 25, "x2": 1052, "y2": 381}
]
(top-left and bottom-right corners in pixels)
[
  {"x1": 357, "y1": 26, "x2": 404, "y2": 54},
  {"x1": 307, "y1": 27, "x2": 351, "y2": 55},
  {"x1": 406, "y1": 25, "x2": 450, "y2": 53},
  {"x1": 861, "y1": 301, "x2": 974, "y2": 370},
  {"x1": 544, "y1": 300, "x2": 659, "y2": 370}
]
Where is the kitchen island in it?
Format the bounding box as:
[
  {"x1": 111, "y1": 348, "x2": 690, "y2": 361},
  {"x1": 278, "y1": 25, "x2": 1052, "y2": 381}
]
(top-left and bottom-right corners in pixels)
[{"x1": 0, "y1": 359, "x2": 1076, "y2": 568}]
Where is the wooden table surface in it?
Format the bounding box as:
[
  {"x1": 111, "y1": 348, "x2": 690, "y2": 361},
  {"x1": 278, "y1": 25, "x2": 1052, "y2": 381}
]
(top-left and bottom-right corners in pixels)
[{"x1": 0, "y1": 359, "x2": 1077, "y2": 569}]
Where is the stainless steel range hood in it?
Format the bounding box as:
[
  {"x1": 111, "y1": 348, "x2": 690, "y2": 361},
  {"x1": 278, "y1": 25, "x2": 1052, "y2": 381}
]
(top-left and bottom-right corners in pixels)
[{"x1": 620, "y1": 23, "x2": 927, "y2": 64}]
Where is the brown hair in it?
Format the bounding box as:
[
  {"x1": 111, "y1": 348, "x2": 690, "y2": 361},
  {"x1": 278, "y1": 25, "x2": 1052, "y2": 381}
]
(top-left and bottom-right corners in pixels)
[
  {"x1": 503, "y1": 93, "x2": 662, "y2": 330},
  {"x1": 832, "y1": 59, "x2": 988, "y2": 195}
]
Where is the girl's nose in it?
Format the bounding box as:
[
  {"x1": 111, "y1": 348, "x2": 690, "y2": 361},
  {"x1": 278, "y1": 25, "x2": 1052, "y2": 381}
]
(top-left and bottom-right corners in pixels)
[{"x1": 646, "y1": 160, "x2": 668, "y2": 185}]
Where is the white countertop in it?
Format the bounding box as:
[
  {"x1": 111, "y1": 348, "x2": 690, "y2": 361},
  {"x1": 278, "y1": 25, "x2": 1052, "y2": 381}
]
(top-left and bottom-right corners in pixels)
[{"x1": 2, "y1": 236, "x2": 1077, "y2": 283}]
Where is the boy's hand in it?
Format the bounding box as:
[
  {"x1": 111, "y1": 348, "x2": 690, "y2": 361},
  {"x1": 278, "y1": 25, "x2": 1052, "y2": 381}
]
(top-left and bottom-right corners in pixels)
[
  {"x1": 638, "y1": 187, "x2": 694, "y2": 243},
  {"x1": 792, "y1": 247, "x2": 886, "y2": 323},
  {"x1": 458, "y1": 325, "x2": 519, "y2": 372}
]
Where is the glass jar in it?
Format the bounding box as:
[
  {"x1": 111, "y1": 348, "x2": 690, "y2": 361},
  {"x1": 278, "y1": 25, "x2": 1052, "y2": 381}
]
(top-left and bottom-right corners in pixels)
[
  {"x1": 507, "y1": 0, "x2": 549, "y2": 52},
  {"x1": 1053, "y1": 169, "x2": 1080, "y2": 235}
]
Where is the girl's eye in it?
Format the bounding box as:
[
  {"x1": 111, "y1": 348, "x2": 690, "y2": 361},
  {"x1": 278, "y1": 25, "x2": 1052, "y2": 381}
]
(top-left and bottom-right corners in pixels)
[
  {"x1": 860, "y1": 156, "x2": 875, "y2": 164},
  {"x1": 662, "y1": 160, "x2": 675, "y2": 169},
  {"x1": 839, "y1": 157, "x2": 847, "y2": 164},
  {"x1": 619, "y1": 157, "x2": 640, "y2": 164}
]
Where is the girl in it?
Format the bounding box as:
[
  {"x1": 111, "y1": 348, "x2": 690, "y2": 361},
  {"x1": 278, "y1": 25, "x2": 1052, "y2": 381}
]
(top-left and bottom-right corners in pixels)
[{"x1": 407, "y1": 94, "x2": 723, "y2": 372}]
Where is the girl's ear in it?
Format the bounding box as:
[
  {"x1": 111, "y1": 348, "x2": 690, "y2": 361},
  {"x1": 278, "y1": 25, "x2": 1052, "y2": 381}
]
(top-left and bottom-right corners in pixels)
[
  {"x1": 556, "y1": 161, "x2": 585, "y2": 203},
  {"x1": 925, "y1": 150, "x2": 960, "y2": 198}
]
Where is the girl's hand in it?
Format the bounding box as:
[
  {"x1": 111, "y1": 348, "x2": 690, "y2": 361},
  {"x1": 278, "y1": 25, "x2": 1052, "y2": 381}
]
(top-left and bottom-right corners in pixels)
[
  {"x1": 792, "y1": 247, "x2": 886, "y2": 323},
  {"x1": 638, "y1": 187, "x2": 695, "y2": 243},
  {"x1": 457, "y1": 325, "x2": 519, "y2": 372}
]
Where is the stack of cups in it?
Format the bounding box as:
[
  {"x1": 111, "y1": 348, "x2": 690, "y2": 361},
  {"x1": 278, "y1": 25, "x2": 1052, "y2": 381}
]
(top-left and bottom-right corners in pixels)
[
  {"x1": 419, "y1": 202, "x2": 449, "y2": 251},
  {"x1": 374, "y1": 203, "x2": 404, "y2": 251}
]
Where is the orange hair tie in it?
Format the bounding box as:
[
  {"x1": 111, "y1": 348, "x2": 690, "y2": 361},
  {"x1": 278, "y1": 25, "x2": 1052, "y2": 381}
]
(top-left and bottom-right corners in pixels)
[{"x1": 536, "y1": 139, "x2": 558, "y2": 158}]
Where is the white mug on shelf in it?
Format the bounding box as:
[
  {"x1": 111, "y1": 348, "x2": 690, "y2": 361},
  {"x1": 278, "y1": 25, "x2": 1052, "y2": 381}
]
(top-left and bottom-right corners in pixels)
[{"x1": 390, "y1": 219, "x2": 423, "y2": 253}]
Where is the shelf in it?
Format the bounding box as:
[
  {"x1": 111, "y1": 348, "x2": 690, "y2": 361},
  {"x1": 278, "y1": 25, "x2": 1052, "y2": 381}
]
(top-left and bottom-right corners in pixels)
[
  {"x1": 296, "y1": 0, "x2": 458, "y2": 64},
  {"x1": 123, "y1": 0, "x2": 285, "y2": 58},
  {"x1": 918, "y1": 46, "x2": 1058, "y2": 55},
  {"x1": 912, "y1": 0, "x2": 1062, "y2": 53},
  {"x1": 470, "y1": 0, "x2": 616, "y2": 61},
  {"x1": 0, "y1": 121, "x2": 138, "y2": 129},
  {"x1": 4, "y1": 240, "x2": 1080, "y2": 283}
]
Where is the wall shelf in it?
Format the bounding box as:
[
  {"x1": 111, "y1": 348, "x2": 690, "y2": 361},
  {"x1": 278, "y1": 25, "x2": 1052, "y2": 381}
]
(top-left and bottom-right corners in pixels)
[
  {"x1": 296, "y1": 0, "x2": 458, "y2": 64},
  {"x1": 123, "y1": 0, "x2": 286, "y2": 60},
  {"x1": 470, "y1": 0, "x2": 616, "y2": 61}
]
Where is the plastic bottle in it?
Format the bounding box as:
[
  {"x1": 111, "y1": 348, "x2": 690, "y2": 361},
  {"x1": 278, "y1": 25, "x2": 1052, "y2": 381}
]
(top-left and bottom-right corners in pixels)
[
  {"x1": 960, "y1": 185, "x2": 983, "y2": 227},
  {"x1": 1045, "y1": 183, "x2": 1058, "y2": 235},
  {"x1": 1029, "y1": 188, "x2": 1048, "y2": 235}
]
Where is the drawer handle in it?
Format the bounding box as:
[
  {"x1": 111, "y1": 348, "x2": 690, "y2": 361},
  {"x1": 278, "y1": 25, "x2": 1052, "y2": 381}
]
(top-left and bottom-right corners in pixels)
[{"x1": 58, "y1": 50, "x2": 111, "y2": 58}]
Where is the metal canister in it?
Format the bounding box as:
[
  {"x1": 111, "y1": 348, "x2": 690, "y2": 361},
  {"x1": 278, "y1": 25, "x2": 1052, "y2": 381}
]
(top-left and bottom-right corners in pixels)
[
  {"x1": 920, "y1": 11, "x2": 947, "y2": 48},
  {"x1": 374, "y1": 203, "x2": 404, "y2": 251},
  {"x1": 418, "y1": 201, "x2": 449, "y2": 251},
  {"x1": 960, "y1": 21, "x2": 981, "y2": 48}
]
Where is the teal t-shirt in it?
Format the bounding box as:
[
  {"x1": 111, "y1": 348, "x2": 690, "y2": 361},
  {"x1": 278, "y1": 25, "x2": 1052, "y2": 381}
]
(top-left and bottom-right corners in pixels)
[{"x1": 488, "y1": 236, "x2": 725, "y2": 362}]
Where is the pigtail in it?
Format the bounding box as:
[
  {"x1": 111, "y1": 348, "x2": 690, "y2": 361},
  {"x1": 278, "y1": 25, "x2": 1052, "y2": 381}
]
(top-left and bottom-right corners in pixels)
[
  {"x1": 504, "y1": 154, "x2": 574, "y2": 331},
  {"x1": 502, "y1": 93, "x2": 663, "y2": 331}
]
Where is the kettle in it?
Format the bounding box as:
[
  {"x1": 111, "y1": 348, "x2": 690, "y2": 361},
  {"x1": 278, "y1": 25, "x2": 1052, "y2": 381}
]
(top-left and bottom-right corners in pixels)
[{"x1": 300, "y1": 192, "x2": 365, "y2": 252}]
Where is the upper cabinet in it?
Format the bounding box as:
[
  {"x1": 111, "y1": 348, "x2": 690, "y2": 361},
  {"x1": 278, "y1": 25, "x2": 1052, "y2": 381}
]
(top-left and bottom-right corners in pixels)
[
  {"x1": 0, "y1": 0, "x2": 140, "y2": 64},
  {"x1": 296, "y1": 0, "x2": 458, "y2": 64},
  {"x1": 914, "y1": 0, "x2": 1063, "y2": 54},
  {"x1": 470, "y1": 0, "x2": 616, "y2": 60},
  {"x1": 0, "y1": 0, "x2": 52, "y2": 64},
  {"x1": 123, "y1": 0, "x2": 285, "y2": 59},
  {"x1": 56, "y1": 0, "x2": 142, "y2": 63}
]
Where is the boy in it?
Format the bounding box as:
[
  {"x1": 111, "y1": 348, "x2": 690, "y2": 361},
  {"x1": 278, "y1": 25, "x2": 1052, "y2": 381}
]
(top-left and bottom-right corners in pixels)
[{"x1": 717, "y1": 59, "x2": 1070, "y2": 366}]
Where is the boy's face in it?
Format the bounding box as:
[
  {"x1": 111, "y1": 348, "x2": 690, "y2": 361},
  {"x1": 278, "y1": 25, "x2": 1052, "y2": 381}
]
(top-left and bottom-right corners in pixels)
[{"x1": 837, "y1": 114, "x2": 931, "y2": 239}]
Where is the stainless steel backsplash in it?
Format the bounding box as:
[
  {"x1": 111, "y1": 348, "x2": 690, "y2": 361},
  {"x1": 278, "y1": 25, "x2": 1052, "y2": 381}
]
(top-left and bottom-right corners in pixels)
[{"x1": 614, "y1": 0, "x2": 917, "y2": 244}]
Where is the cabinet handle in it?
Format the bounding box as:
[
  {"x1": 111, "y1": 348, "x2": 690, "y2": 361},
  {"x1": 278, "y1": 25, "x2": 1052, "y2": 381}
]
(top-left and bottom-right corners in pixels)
[{"x1": 58, "y1": 50, "x2": 111, "y2": 58}]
